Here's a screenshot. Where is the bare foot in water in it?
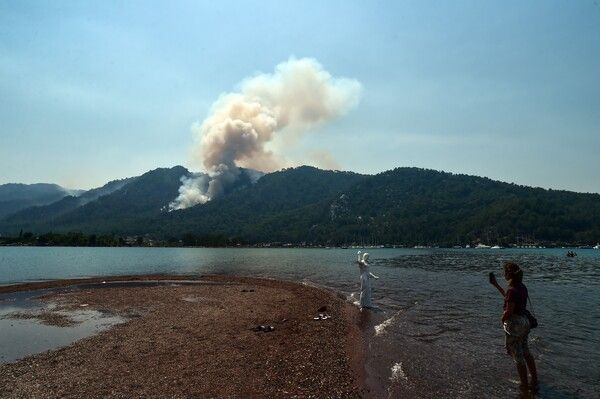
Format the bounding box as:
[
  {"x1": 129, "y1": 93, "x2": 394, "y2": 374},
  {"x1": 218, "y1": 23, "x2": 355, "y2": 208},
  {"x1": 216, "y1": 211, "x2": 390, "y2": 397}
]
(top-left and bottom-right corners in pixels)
[
  {"x1": 530, "y1": 379, "x2": 539, "y2": 393},
  {"x1": 518, "y1": 384, "x2": 531, "y2": 398}
]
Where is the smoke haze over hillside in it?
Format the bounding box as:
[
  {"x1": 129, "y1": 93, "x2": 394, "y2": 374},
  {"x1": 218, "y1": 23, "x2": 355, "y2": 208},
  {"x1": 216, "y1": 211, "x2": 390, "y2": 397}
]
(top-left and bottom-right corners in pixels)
[{"x1": 168, "y1": 57, "x2": 361, "y2": 210}]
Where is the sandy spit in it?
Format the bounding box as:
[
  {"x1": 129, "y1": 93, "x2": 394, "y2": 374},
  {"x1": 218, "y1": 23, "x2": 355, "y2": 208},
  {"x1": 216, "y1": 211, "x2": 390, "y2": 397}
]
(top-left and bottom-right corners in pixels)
[{"x1": 0, "y1": 275, "x2": 367, "y2": 398}]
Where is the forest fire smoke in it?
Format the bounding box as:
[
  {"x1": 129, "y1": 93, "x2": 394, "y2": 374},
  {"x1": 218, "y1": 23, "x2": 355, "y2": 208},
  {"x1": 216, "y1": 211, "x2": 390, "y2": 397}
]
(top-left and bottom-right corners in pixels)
[{"x1": 168, "y1": 57, "x2": 361, "y2": 210}]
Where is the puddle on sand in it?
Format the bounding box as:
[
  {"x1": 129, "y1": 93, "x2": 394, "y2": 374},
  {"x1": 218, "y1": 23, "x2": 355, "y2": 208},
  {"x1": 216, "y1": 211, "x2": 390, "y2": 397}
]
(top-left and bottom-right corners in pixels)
[{"x1": 0, "y1": 289, "x2": 125, "y2": 364}]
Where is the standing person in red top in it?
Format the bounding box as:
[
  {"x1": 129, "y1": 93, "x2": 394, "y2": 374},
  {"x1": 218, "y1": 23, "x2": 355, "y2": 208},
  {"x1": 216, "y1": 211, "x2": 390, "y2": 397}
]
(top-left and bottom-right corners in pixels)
[{"x1": 489, "y1": 262, "x2": 539, "y2": 394}]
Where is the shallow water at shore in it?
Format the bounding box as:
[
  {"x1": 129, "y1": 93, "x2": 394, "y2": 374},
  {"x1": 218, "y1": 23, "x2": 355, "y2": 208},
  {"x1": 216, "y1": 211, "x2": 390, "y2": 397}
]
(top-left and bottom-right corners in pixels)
[
  {"x1": 363, "y1": 251, "x2": 600, "y2": 399},
  {"x1": 0, "y1": 289, "x2": 125, "y2": 364},
  {"x1": 1, "y1": 247, "x2": 599, "y2": 398}
]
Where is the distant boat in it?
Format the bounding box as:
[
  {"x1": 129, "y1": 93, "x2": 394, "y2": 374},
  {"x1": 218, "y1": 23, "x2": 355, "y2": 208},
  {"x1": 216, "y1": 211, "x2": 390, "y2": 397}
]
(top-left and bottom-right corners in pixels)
[
  {"x1": 491, "y1": 245, "x2": 503, "y2": 249},
  {"x1": 593, "y1": 244, "x2": 600, "y2": 250},
  {"x1": 475, "y1": 244, "x2": 491, "y2": 249},
  {"x1": 465, "y1": 244, "x2": 471, "y2": 248},
  {"x1": 452, "y1": 245, "x2": 462, "y2": 249}
]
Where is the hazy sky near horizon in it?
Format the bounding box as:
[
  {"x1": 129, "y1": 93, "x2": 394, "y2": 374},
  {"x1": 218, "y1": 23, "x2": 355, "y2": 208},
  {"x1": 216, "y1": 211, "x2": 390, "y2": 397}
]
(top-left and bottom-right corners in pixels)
[{"x1": 1, "y1": 1, "x2": 599, "y2": 193}]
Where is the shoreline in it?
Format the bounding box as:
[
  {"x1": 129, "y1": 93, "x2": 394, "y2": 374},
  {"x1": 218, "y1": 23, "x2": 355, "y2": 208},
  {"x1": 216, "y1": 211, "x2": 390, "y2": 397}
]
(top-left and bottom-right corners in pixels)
[
  {"x1": 1, "y1": 243, "x2": 594, "y2": 249},
  {"x1": 0, "y1": 274, "x2": 215, "y2": 294},
  {"x1": 0, "y1": 275, "x2": 368, "y2": 398}
]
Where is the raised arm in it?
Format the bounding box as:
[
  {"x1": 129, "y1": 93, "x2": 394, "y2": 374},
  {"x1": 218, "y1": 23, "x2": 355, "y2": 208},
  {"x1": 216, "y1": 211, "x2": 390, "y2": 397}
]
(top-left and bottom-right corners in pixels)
[{"x1": 489, "y1": 272, "x2": 506, "y2": 297}]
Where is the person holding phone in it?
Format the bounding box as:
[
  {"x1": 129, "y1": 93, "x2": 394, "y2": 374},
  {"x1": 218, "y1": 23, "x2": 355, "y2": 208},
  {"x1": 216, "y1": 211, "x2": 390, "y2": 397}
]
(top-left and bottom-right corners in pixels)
[{"x1": 489, "y1": 262, "x2": 538, "y2": 393}]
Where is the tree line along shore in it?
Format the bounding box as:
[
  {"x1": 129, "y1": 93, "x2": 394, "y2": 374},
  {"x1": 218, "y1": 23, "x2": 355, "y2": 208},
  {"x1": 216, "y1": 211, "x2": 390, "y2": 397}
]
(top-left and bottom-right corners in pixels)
[{"x1": 1, "y1": 231, "x2": 596, "y2": 249}]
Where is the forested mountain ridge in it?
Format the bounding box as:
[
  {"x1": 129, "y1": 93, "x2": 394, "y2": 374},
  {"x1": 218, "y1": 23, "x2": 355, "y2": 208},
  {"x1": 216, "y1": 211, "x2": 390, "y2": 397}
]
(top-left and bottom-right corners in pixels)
[
  {"x1": 1, "y1": 166, "x2": 598, "y2": 246},
  {"x1": 0, "y1": 166, "x2": 265, "y2": 236},
  {"x1": 0, "y1": 183, "x2": 81, "y2": 219},
  {"x1": 156, "y1": 166, "x2": 367, "y2": 240},
  {"x1": 0, "y1": 167, "x2": 189, "y2": 234},
  {"x1": 304, "y1": 167, "x2": 600, "y2": 245},
  {"x1": 2, "y1": 177, "x2": 136, "y2": 226}
]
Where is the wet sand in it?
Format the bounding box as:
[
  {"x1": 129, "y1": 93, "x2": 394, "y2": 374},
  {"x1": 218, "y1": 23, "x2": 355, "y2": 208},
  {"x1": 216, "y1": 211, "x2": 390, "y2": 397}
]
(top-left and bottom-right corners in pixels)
[{"x1": 0, "y1": 275, "x2": 366, "y2": 398}]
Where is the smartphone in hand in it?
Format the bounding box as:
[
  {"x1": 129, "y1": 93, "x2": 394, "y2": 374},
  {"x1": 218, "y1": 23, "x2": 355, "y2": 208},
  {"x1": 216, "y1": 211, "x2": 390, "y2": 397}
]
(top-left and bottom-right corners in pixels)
[{"x1": 488, "y1": 272, "x2": 496, "y2": 284}]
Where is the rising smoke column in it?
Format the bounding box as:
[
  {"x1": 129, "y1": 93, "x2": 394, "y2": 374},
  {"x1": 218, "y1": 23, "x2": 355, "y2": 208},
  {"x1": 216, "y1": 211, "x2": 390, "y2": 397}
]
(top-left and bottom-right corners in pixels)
[{"x1": 169, "y1": 57, "x2": 361, "y2": 210}]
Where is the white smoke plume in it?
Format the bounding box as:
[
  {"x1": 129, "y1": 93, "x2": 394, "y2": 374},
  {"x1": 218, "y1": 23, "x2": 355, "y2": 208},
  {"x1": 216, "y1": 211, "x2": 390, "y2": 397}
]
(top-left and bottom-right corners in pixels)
[{"x1": 169, "y1": 57, "x2": 361, "y2": 210}]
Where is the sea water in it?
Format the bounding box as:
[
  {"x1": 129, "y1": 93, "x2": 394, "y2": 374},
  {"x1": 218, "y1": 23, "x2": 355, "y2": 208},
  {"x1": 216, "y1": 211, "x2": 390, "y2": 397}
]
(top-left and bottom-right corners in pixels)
[{"x1": 0, "y1": 246, "x2": 598, "y2": 398}]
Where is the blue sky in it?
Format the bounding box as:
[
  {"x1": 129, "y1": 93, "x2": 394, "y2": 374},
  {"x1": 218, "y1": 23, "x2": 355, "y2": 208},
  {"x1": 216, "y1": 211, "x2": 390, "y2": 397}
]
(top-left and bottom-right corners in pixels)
[{"x1": 1, "y1": 1, "x2": 599, "y2": 192}]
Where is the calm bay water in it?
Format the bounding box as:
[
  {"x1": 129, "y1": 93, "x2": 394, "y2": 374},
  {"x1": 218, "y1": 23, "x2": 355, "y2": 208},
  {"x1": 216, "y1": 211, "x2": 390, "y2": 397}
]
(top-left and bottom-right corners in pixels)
[{"x1": 0, "y1": 247, "x2": 599, "y2": 398}]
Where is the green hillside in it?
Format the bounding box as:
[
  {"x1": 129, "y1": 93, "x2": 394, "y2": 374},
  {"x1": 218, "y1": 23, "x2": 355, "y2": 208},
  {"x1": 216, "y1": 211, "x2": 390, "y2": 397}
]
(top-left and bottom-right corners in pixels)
[
  {"x1": 156, "y1": 166, "x2": 366, "y2": 240},
  {"x1": 0, "y1": 183, "x2": 77, "y2": 219},
  {"x1": 302, "y1": 168, "x2": 600, "y2": 246},
  {"x1": 1, "y1": 166, "x2": 599, "y2": 246},
  {"x1": 2, "y1": 177, "x2": 135, "y2": 227},
  {"x1": 0, "y1": 167, "x2": 189, "y2": 234}
]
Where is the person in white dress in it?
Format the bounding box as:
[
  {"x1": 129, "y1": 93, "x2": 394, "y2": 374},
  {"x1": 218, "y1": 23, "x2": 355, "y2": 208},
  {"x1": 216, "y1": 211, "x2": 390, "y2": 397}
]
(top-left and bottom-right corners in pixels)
[{"x1": 357, "y1": 251, "x2": 379, "y2": 309}]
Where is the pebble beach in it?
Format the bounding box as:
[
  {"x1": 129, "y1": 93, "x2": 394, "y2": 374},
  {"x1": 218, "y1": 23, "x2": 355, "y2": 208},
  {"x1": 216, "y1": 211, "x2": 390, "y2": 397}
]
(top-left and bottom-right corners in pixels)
[{"x1": 0, "y1": 275, "x2": 366, "y2": 398}]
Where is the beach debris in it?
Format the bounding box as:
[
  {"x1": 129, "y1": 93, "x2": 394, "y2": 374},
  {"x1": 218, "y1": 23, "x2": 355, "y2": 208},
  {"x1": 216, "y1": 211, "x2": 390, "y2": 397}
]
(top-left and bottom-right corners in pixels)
[
  {"x1": 252, "y1": 325, "x2": 275, "y2": 333},
  {"x1": 241, "y1": 289, "x2": 255, "y2": 293},
  {"x1": 313, "y1": 313, "x2": 331, "y2": 321},
  {"x1": 80, "y1": 304, "x2": 89, "y2": 307}
]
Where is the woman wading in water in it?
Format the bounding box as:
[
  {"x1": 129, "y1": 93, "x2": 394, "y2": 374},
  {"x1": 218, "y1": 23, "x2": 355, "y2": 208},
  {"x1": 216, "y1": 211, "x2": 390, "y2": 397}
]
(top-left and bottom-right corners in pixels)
[{"x1": 489, "y1": 262, "x2": 539, "y2": 394}]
